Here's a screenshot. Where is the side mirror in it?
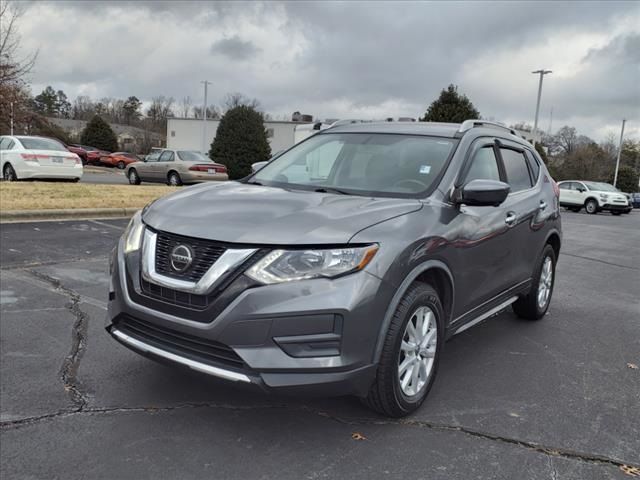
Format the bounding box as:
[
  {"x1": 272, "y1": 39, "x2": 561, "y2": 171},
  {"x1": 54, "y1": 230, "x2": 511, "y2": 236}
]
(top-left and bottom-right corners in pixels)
[
  {"x1": 453, "y1": 179, "x2": 510, "y2": 207},
  {"x1": 577, "y1": 187, "x2": 586, "y2": 192}
]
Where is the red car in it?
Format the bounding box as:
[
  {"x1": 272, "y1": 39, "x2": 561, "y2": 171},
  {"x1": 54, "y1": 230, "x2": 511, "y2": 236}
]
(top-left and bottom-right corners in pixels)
[
  {"x1": 100, "y1": 152, "x2": 141, "y2": 169},
  {"x1": 87, "y1": 149, "x2": 110, "y2": 165},
  {"x1": 64, "y1": 144, "x2": 99, "y2": 165}
]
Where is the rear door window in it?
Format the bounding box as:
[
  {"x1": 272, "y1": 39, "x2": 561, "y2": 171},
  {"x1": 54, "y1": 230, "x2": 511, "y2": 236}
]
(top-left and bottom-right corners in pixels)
[
  {"x1": 524, "y1": 150, "x2": 540, "y2": 182},
  {"x1": 500, "y1": 148, "x2": 533, "y2": 192}
]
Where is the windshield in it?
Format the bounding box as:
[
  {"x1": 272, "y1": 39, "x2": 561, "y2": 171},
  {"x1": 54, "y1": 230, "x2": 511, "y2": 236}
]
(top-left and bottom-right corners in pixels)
[
  {"x1": 177, "y1": 151, "x2": 210, "y2": 162},
  {"x1": 251, "y1": 133, "x2": 456, "y2": 197},
  {"x1": 584, "y1": 182, "x2": 618, "y2": 192},
  {"x1": 18, "y1": 137, "x2": 67, "y2": 152}
]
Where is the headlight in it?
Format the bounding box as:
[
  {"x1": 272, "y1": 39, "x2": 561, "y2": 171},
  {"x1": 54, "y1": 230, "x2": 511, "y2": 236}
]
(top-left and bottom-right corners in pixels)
[
  {"x1": 246, "y1": 245, "x2": 379, "y2": 284},
  {"x1": 123, "y1": 210, "x2": 145, "y2": 253},
  {"x1": 600, "y1": 194, "x2": 609, "y2": 200}
]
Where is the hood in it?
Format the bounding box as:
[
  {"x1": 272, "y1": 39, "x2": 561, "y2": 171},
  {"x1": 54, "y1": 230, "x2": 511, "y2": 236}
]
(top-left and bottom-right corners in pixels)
[{"x1": 142, "y1": 182, "x2": 422, "y2": 245}]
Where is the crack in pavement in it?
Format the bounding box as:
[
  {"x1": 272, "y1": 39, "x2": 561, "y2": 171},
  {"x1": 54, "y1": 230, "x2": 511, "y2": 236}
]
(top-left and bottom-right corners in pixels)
[
  {"x1": 1, "y1": 401, "x2": 638, "y2": 471},
  {"x1": 560, "y1": 252, "x2": 638, "y2": 271},
  {"x1": 25, "y1": 270, "x2": 90, "y2": 410}
]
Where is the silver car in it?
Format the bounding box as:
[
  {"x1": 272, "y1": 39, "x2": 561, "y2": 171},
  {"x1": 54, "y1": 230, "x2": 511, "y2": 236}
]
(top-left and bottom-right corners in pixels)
[{"x1": 126, "y1": 150, "x2": 228, "y2": 186}]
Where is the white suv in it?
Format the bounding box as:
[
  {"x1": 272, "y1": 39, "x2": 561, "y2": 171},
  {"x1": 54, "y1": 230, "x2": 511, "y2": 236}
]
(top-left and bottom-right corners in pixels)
[{"x1": 558, "y1": 180, "x2": 631, "y2": 215}]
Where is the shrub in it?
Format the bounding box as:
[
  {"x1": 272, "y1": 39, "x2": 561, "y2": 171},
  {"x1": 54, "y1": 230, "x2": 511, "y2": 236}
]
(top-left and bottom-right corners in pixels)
[
  {"x1": 80, "y1": 115, "x2": 118, "y2": 152},
  {"x1": 209, "y1": 106, "x2": 271, "y2": 179}
]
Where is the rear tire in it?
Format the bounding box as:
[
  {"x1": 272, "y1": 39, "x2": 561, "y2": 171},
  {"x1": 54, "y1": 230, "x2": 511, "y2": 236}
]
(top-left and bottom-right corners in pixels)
[
  {"x1": 117, "y1": 161, "x2": 126, "y2": 170},
  {"x1": 168, "y1": 171, "x2": 182, "y2": 186},
  {"x1": 585, "y1": 199, "x2": 598, "y2": 214},
  {"x1": 363, "y1": 282, "x2": 443, "y2": 417},
  {"x1": 512, "y1": 244, "x2": 556, "y2": 320},
  {"x1": 3, "y1": 163, "x2": 17, "y2": 181},
  {"x1": 70, "y1": 178, "x2": 80, "y2": 183}
]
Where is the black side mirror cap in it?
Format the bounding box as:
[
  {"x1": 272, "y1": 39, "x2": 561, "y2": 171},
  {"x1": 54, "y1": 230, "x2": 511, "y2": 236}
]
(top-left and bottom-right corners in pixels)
[{"x1": 453, "y1": 179, "x2": 510, "y2": 207}]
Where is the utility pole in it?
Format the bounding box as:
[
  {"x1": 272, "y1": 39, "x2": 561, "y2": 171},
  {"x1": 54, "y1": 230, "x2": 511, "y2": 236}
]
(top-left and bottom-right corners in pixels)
[
  {"x1": 613, "y1": 119, "x2": 626, "y2": 188},
  {"x1": 10, "y1": 102, "x2": 14, "y2": 135},
  {"x1": 532, "y1": 69, "x2": 552, "y2": 145},
  {"x1": 200, "y1": 80, "x2": 211, "y2": 154}
]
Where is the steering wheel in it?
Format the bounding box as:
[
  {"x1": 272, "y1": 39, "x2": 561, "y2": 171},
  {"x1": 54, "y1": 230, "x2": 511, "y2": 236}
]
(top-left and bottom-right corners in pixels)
[{"x1": 392, "y1": 179, "x2": 428, "y2": 190}]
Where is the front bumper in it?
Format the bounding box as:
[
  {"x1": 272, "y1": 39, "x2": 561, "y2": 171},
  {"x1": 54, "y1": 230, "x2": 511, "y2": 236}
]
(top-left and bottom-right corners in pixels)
[
  {"x1": 105, "y1": 239, "x2": 388, "y2": 396},
  {"x1": 601, "y1": 202, "x2": 630, "y2": 211}
]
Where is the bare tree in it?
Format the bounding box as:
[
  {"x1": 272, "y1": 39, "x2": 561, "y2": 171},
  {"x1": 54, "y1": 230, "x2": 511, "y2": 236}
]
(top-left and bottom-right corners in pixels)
[
  {"x1": 193, "y1": 104, "x2": 220, "y2": 120},
  {"x1": 0, "y1": 0, "x2": 38, "y2": 86},
  {"x1": 180, "y1": 96, "x2": 192, "y2": 118},
  {"x1": 221, "y1": 92, "x2": 260, "y2": 112}
]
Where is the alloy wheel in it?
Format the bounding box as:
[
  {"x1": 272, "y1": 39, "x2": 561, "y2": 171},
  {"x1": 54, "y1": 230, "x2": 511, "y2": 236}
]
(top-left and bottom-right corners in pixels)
[
  {"x1": 397, "y1": 306, "x2": 437, "y2": 397},
  {"x1": 537, "y1": 256, "x2": 553, "y2": 309}
]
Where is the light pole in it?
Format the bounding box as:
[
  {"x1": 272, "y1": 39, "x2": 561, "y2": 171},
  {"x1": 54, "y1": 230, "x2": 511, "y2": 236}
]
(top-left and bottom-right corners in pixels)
[
  {"x1": 200, "y1": 80, "x2": 211, "y2": 154},
  {"x1": 532, "y1": 69, "x2": 552, "y2": 145},
  {"x1": 10, "y1": 102, "x2": 14, "y2": 135},
  {"x1": 613, "y1": 119, "x2": 626, "y2": 188}
]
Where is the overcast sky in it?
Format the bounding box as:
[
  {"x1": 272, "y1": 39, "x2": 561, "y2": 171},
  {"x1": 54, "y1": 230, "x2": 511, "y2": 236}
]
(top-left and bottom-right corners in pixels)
[{"x1": 16, "y1": 0, "x2": 640, "y2": 141}]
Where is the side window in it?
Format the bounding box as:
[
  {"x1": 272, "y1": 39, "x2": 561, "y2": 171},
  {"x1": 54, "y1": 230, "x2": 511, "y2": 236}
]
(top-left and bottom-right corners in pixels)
[
  {"x1": 0, "y1": 138, "x2": 6, "y2": 150},
  {"x1": 500, "y1": 148, "x2": 533, "y2": 192},
  {"x1": 559, "y1": 182, "x2": 571, "y2": 190},
  {"x1": 159, "y1": 151, "x2": 174, "y2": 162},
  {"x1": 524, "y1": 150, "x2": 540, "y2": 182},
  {"x1": 465, "y1": 146, "x2": 501, "y2": 182}
]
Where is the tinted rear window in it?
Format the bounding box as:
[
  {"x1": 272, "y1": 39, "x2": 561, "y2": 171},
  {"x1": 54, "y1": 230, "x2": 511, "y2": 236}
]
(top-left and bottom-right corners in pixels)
[
  {"x1": 18, "y1": 137, "x2": 67, "y2": 152},
  {"x1": 500, "y1": 148, "x2": 532, "y2": 192}
]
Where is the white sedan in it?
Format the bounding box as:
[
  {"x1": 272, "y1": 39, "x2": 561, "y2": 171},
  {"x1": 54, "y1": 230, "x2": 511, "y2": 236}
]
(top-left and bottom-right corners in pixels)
[{"x1": 0, "y1": 135, "x2": 83, "y2": 182}]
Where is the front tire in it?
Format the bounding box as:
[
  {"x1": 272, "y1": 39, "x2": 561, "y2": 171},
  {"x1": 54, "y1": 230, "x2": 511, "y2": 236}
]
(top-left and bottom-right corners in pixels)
[
  {"x1": 117, "y1": 161, "x2": 126, "y2": 170},
  {"x1": 128, "y1": 169, "x2": 141, "y2": 185},
  {"x1": 611, "y1": 211, "x2": 622, "y2": 216},
  {"x1": 585, "y1": 199, "x2": 598, "y2": 214},
  {"x1": 3, "y1": 163, "x2": 18, "y2": 181},
  {"x1": 364, "y1": 282, "x2": 443, "y2": 417},
  {"x1": 168, "y1": 171, "x2": 182, "y2": 186},
  {"x1": 513, "y1": 244, "x2": 556, "y2": 320}
]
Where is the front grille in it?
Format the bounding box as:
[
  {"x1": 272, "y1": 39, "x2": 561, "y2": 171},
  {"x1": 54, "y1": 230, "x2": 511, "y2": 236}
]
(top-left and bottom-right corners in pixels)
[
  {"x1": 115, "y1": 315, "x2": 245, "y2": 370},
  {"x1": 140, "y1": 278, "x2": 209, "y2": 310},
  {"x1": 155, "y1": 231, "x2": 227, "y2": 282}
]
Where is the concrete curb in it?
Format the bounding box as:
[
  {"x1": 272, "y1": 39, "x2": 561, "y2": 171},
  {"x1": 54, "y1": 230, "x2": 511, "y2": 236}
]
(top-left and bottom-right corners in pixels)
[{"x1": 0, "y1": 207, "x2": 139, "y2": 223}]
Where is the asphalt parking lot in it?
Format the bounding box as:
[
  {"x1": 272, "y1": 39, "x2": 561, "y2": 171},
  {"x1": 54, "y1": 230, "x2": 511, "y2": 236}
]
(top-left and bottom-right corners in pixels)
[{"x1": 1, "y1": 211, "x2": 638, "y2": 479}]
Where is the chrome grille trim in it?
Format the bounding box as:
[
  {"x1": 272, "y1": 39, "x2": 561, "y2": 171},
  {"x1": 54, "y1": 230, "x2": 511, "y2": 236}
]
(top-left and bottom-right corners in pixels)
[{"x1": 141, "y1": 229, "x2": 257, "y2": 295}]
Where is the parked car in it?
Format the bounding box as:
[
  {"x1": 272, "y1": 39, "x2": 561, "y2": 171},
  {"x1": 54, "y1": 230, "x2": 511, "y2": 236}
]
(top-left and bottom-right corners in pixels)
[
  {"x1": 101, "y1": 152, "x2": 141, "y2": 169},
  {"x1": 66, "y1": 144, "x2": 99, "y2": 165},
  {"x1": 630, "y1": 192, "x2": 640, "y2": 209},
  {"x1": 125, "y1": 149, "x2": 228, "y2": 185},
  {"x1": 558, "y1": 180, "x2": 631, "y2": 215},
  {"x1": 86, "y1": 149, "x2": 110, "y2": 165},
  {"x1": 107, "y1": 120, "x2": 561, "y2": 417},
  {"x1": 0, "y1": 135, "x2": 83, "y2": 182}
]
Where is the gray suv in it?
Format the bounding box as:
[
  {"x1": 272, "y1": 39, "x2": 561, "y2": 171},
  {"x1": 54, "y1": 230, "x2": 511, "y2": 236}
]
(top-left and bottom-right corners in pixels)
[{"x1": 106, "y1": 120, "x2": 561, "y2": 417}]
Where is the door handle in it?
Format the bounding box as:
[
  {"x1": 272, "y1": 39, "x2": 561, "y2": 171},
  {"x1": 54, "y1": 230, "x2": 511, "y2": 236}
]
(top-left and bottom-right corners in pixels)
[
  {"x1": 539, "y1": 200, "x2": 547, "y2": 210},
  {"x1": 505, "y1": 212, "x2": 517, "y2": 226}
]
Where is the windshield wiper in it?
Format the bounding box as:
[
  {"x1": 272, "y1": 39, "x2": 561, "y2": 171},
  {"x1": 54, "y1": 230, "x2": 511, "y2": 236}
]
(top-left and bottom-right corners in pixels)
[{"x1": 314, "y1": 187, "x2": 349, "y2": 195}]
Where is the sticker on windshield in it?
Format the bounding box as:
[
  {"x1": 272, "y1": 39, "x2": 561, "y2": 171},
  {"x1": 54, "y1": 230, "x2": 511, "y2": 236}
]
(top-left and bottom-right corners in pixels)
[{"x1": 419, "y1": 165, "x2": 431, "y2": 174}]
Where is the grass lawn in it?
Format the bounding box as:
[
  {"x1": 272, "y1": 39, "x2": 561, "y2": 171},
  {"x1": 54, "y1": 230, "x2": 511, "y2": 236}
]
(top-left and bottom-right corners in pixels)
[{"x1": 0, "y1": 181, "x2": 177, "y2": 211}]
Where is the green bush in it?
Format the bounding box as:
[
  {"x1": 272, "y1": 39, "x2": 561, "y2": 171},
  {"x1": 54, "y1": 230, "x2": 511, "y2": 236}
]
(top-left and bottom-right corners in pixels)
[
  {"x1": 209, "y1": 106, "x2": 271, "y2": 179},
  {"x1": 610, "y1": 165, "x2": 639, "y2": 193},
  {"x1": 80, "y1": 115, "x2": 118, "y2": 152}
]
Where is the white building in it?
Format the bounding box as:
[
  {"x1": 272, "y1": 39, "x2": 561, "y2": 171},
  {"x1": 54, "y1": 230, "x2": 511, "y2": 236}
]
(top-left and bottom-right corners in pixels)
[{"x1": 166, "y1": 118, "x2": 312, "y2": 154}]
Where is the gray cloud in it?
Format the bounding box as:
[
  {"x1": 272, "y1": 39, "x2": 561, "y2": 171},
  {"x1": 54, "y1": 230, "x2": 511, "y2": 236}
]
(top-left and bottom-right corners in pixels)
[
  {"x1": 211, "y1": 36, "x2": 261, "y2": 60},
  {"x1": 18, "y1": 0, "x2": 640, "y2": 140}
]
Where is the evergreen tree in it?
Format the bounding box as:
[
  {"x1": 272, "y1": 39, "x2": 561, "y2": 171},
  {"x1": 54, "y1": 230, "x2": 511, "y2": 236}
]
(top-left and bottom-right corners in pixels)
[
  {"x1": 123, "y1": 96, "x2": 142, "y2": 125},
  {"x1": 611, "y1": 165, "x2": 639, "y2": 193},
  {"x1": 209, "y1": 105, "x2": 271, "y2": 180},
  {"x1": 80, "y1": 115, "x2": 118, "y2": 152},
  {"x1": 33, "y1": 86, "x2": 58, "y2": 116},
  {"x1": 421, "y1": 84, "x2": 480, "y2": 123}
]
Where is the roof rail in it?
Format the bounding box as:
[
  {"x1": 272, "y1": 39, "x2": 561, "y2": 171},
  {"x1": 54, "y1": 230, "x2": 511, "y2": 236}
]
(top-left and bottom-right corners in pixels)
[{"x1": 458, "y1": 120, "x2": 517, "y2": 136}]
